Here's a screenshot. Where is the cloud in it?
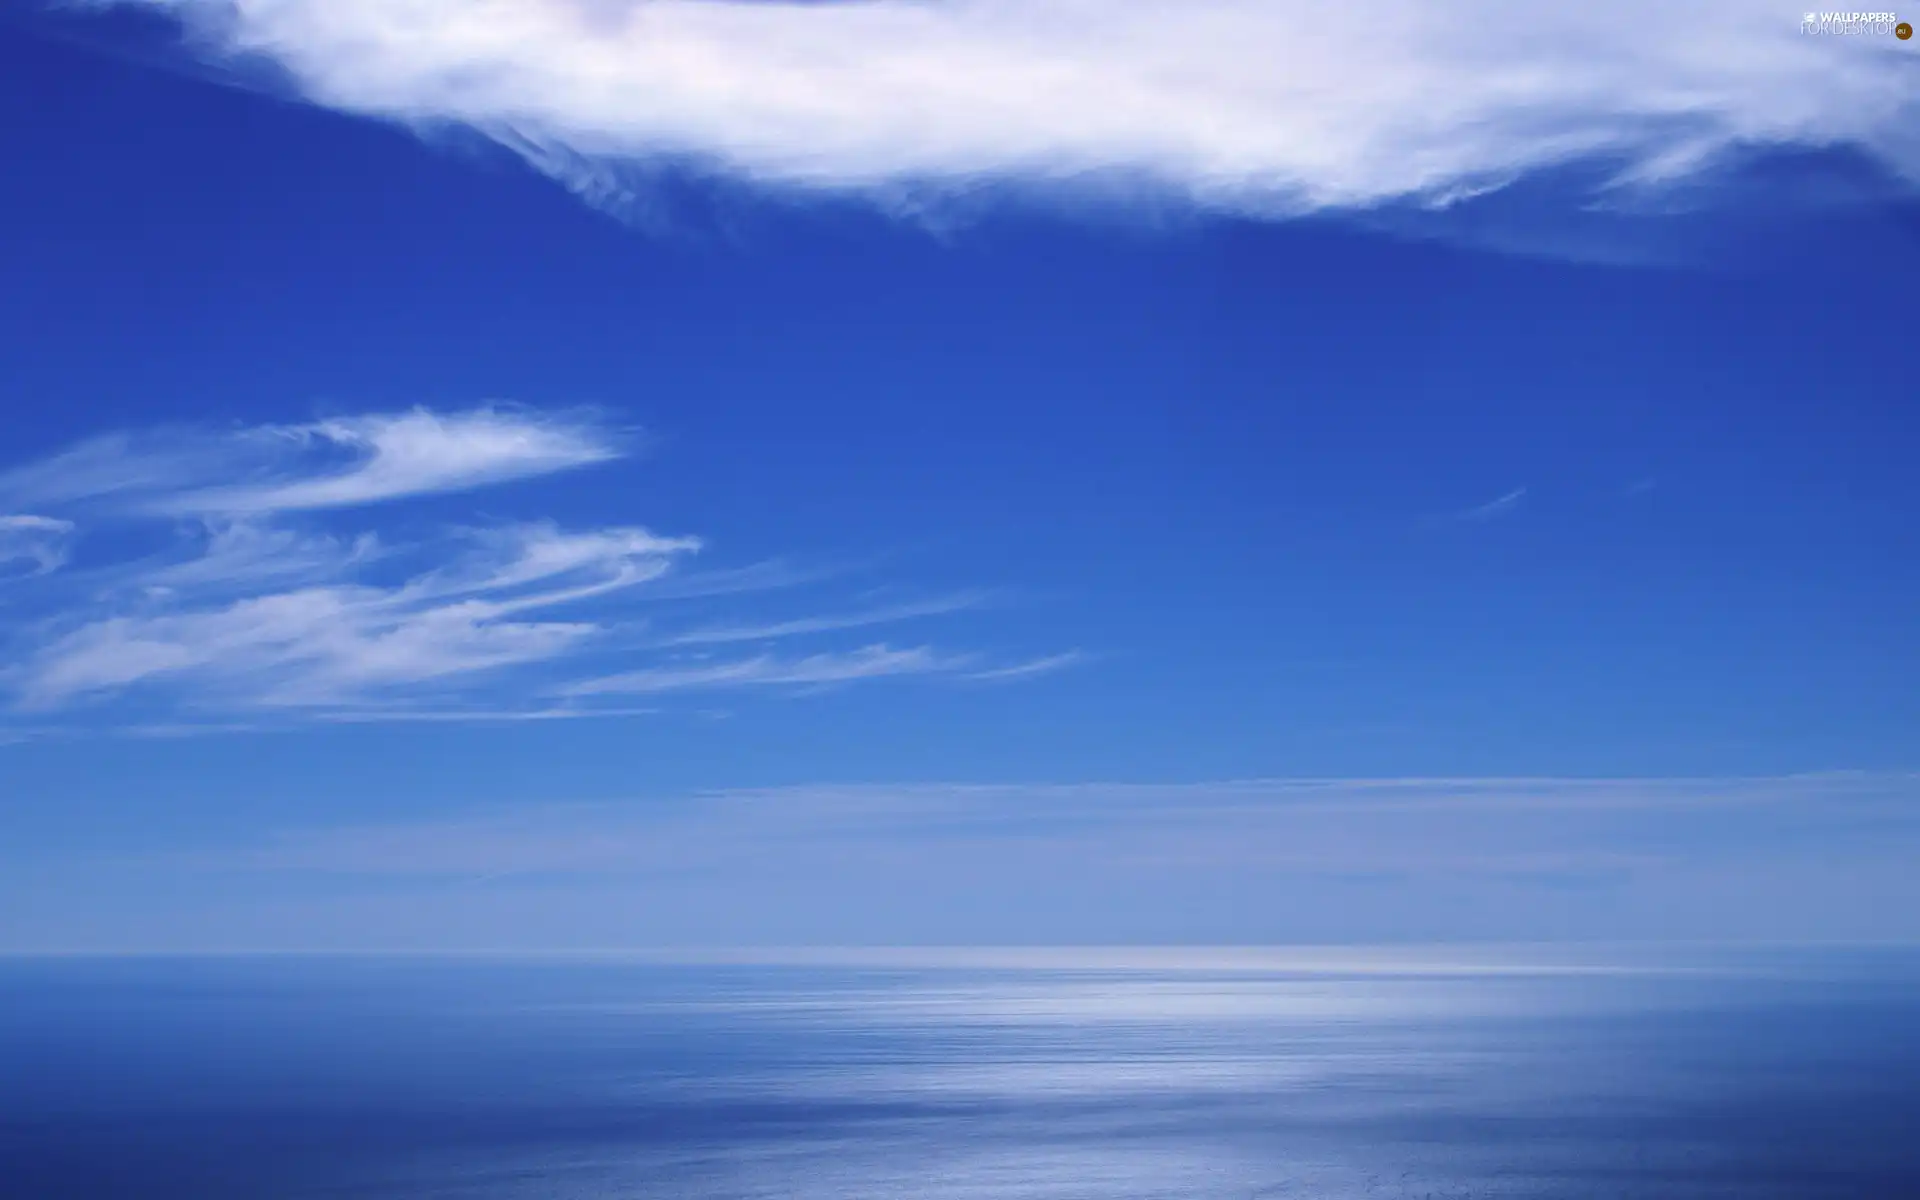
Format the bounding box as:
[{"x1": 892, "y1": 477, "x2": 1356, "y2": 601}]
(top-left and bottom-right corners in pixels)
[
  {"x1": 0, "y1": 407, "x2": 618, "y2": 516},
  {"x1": 965, "y1": 651, "x2": 1088, "y2": 682},
  {"x1": 0, "y1": 516, "x2": 75, "y2": 575},
  {"x1": 664, "y1": 595, "x2": 985, "y2": 646},
  {"x1": 1429, "y1": 486, "x2": 1527, "y2": 525},
  {"x1": 248, "y1": 772, "x2": 1920, "y2": 875},
  {"x1": 13, "y1": 522, "x2": 686, "y2": 710},
  {"x1": 23, "y1": 773, "x2": 1911, "y2": 947},
  {"x1": 563, "y1": 643, "x2": 970, "y2": 696},
  {"x1": 0, "y1": 408, "x2": 1056, "y2": 724},
  {"x1": 92, "y1": 1, "x2": 1920, "y2": 223},
  {"x1": 315, "y1": 705, "x2": 663, "y2": 724}
]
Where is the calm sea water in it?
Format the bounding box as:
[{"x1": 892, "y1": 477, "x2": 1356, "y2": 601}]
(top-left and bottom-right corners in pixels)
[{"x1": 2, "y1": 949, "x2": 1916, "y2": 1199}]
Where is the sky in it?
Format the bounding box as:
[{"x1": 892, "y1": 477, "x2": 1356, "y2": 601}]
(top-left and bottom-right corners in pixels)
[{"x1": 0, "y1": 1, "x2": 1916, "y2": 950}]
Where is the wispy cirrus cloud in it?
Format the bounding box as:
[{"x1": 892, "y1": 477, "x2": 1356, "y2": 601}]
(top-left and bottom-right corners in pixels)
[
  {"x1": 1457, "y1": 486, "x2": 1528, "y2": 522},
  {"x1": 0, "y1": 407, "x2": 1067, "y2": 726},
  {"x1": 1424, "y1": 486, "x2": 1528, "y2": 526},
  {"x1": 84, "y1": 1, "x2": 1920, "y2": 225},
  {"x1": 14, "y1": 523, "x2": 688, "y2": 710},
  {"x1": 966, "y1": 651, "x2": 1089, "y2": 683},
  {"x1": 563, "y1": 643, "x2": 972, "y2": 697},
  {"x1": 0, "y1": 516, "x2": 74, "y2": 576},
  {"x1": 0, "y1": 407, "x2": 618, "y2": 516},
  {"x1": 254, "y1": 773, "x2": 1920, "y2": 876},
  {"x1": 213, "y1": 772, "x2": 1920, "y2": 944},
  {"x1": 663, "y1": 594, "x2": 986, "y2": 647}
]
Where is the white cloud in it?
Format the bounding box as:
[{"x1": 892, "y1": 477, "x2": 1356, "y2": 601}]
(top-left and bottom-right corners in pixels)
[
  {"x1": 242, "y1": 772, "x2": 1920, "y2": 898},
  {"x1": 1435, "y1": 485, "x2": 1528, "y2": 525},
  {"x1": 106, "y1": 0, "x2": 1920, "y2": 220},
  {"x1": 138, "y1": 522, "x2": 382, "y2": 593},
  {"x1": 0, "y1": 516, "x2": 75, "y2": 575},
  {"x1": 315, "y1": 705, "x2": 662, "y2": 723},
  {"x1": 0, "y1": 407, "x2": 618, "y2": 516},
  {"x1": 30, "y1": 773, "x2": 1911, "y2": 946},
  {"x1": 564, "y1": 642, "x2": 969, "y2": 696},
  {"x1": 0, "y1": 409, "x2": 1055, "y2": 723},
  {"x1": 967, "y1": 651, "x2": 1087, "y2": 682},
  {"x1": 170, "y1": 409, "x2": 620, "y2": 514},
  {"x1": 14, "y1": 522, "x2": 682, "y2": 709},
  {"x1": 664, "y1": 595, "x2": 984, "y2": 646}
]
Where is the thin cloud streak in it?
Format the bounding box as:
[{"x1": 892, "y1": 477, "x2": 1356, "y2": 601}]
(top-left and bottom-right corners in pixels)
[
  {"x1": 563, "y1": 643, "x2": 972, "y2": 696},
  {"x1": 1460, "y1": 486, "x2": 1527, "y2": 522},
  {"x1": 0, "y1": 409, "x2": 1059, "y2": 725},
  {"x1": 0, "y1": 516, "x2": 74, "y2": 575},
  {"x1": 12, "y1": 523, "x2": 688, "y2": 711},
  {"x1": 314, "y1": 705, "x2": 663, "y2": 724},
  {"x1": 628, "y1": 559, "x2": 835, "y2": 602},
  {"x1": 73, "y1": 773, "x2": 1920, "y2": 945},
  {"x1": 967, "y1": 651, "x2": 1088, "y2": 682},
  {"x1": 97, "y1": 1, "x2": 1920, "y2": 223},
  {"x1": 0, "y1": 407, "x2": 619, "y2": 516},
  {"x1": 664, "y1": 595, "x2": 986, "y2": 646},
  {"x1": 170, "y1": 409, "x2": 620, "y2": 515},
  {"x1": 1425, "y1": 486, "x2": 1527, "y2": 526},
  {"x1": 234, "y1": 774, "x2": 1920, "y2": 913}
]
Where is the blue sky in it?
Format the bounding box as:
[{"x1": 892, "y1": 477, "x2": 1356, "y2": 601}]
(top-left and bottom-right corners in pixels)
[{"x1": 1, "y1": 1, "x2": 1916, "y2": 949}]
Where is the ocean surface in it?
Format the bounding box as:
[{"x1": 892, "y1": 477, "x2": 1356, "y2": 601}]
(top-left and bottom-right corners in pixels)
[{"x1": 2, "y1": 948, "x2": 1916, "y2": 1199}]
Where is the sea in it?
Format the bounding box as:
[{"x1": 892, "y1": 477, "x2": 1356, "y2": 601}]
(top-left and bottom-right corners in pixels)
[{"x1": 2, "y1": 947, "x2": 1916, "y2": 1199}]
